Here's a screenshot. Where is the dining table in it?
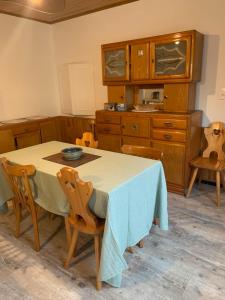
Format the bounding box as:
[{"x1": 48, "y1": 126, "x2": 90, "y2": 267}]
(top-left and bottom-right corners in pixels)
[{"x1": 0, "y1": 141, "x2": 168, "y2": 287}]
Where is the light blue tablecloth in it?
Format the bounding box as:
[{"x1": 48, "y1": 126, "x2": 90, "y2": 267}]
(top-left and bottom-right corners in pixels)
[
  {"x1": 0, "y1": 142, "x2": 168, "y2": 287},
  {"x1": 99, "y1": 162, "x2": 168, "y2": 287}
]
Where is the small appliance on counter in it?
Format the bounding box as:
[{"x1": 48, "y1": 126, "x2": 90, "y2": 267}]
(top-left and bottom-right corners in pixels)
[
  {"x1": 104, "y1": 102, "x2": 117, "y2": 111},
  {"x1": 116, "y1": 103, "x2": 127, "y2": 112}
]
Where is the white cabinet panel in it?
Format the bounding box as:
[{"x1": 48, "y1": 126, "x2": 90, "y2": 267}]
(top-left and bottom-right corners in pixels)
[{"x1": 59, "y1": 63, "x2": 96, "y2": 115}]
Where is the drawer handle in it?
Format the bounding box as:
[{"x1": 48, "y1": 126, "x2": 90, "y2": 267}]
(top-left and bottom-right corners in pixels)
[
  {"x1": 132, "y1": 124, "x2": 138, "y2": 130},
  {"x1": 164, "y1": 134, "x2": 172, "y2": 140},
  {"x1": 164, "y1": 122, "x2": 173, "y2": 127}
]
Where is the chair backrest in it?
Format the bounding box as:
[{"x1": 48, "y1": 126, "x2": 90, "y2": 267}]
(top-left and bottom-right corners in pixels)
[
  {"x1": 0, "y1": 129, "x2": 16, "y2": 154},
  {"x1": 203, "y1": 122, "x2": 225, "y2": 160},
  {"x1": 121, "y1": 145, "x2": 163, "y2": 161},
  {"x1": 57, "y1": 167, "x2": 98, "y2": 229},
  {"x1": 75, "y1": 132, "x2": 98, "y2": 148},
  {"x1": 0, "y1": 157, "x2": 36, "y2": 210}
]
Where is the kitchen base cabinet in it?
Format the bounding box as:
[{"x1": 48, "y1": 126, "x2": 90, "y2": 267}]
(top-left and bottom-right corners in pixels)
[
  {"x1": 60, "y1": 116, "x2": 96, "y2": 144},
  {"x1": 60, "y1": 117, "x2": 76, "y2": 143},
  {"x1": 73, "y1": 117, "x2": 95, "y2": 140},
  {"x1": 0, "y1": 129, "x2": 16, "y2": 153},
  {"x1": 96, "y1": 110, "x2": 202, "y2": 195},
  {"x1": 98, "y1": 134, "x2": 121, "y2": 152},
  {"x1": 16, "y1": 131, "x2": 41, "y2": 149},
  {"x1": 151, "y1": 141, "x2": 186, "y2": 193},
  {"x1": 40, "y1": 120, "x2": 59, "y2": 143}
]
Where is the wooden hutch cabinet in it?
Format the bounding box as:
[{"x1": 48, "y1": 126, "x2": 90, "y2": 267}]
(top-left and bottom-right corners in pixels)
[
  {"x1": 99, "y1": 30, "x2": 204, "y2": 195},
  {"x1": 150, "y1": 31, "x2": 203, "y2": 82},
  {"x1": 102, "y1": 43, "x2": 130, "y2": 83},
  {"x1": 150, "y1": 35, "x2": 192, "y2": 81},
  {"x1": 131, "y1": 41, "x2": 150, "y2": 82},
  {"x1": 102, "y1": 30, "x2": 203, "y2": 85}
]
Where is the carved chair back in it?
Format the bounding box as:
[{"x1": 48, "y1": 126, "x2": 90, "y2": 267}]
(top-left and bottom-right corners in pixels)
[
  {"x1": 0, "y1": 158, "x2": 36, "y2": 211},
  {"x1": 121, "y1": 145, "x2": 163, "y2": 161},
  {"x1": 75, "y1": 132, "x2": 98, "y2": 148},
  {"x1": 57, "y1": 167, "x2": 98, "y2": 230},
  {"x1": 203, "y1": 122, "x2": 225, "y2": 160}
]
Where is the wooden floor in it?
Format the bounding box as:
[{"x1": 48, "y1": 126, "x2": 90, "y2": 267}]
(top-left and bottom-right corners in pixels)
[{"x1": 0, "y1": 184, "x2": 225, "y2": 300}]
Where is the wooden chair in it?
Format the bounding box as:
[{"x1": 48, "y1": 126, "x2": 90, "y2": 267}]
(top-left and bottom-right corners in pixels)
[
  {"x1": 186, "y1": 122, "x2": 225, "y2": 207},
  {"x1": 75, "y1": 132, "x2": 98, "y2": 148},
  {"x1": 0, "y1": 129, "x2": 16, "y2": 154},
  {"x1": 121, "y1": 144, "x2": 163, "y2": 250},
  {"x1": 0, "y1": 157, "x2": 41, "y2": 251},
  {"x1": 121, "y1": 144, "x2": 163, "y2": 161},
  {"x1": 57, "y1": 167, "x2": 105, "y2": 290}
]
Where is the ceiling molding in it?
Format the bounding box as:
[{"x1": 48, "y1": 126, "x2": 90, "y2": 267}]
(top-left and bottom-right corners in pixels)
[{"x1": 0, "y1": 0, "x2": 139, "y2": 24}]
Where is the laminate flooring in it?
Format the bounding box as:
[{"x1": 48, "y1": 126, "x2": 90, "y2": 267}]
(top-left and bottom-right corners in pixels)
[{"x1": 0, "y1": 184, "x2": 225, "y2": 300}]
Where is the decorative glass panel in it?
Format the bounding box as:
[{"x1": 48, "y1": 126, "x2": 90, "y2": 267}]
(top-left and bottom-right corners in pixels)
[
  {"x1": 155, "y1": 40, "x2": 187, "y2": 75},
  {"x1": 104, "y1": 49, "x2": 126, "y2": 78}
]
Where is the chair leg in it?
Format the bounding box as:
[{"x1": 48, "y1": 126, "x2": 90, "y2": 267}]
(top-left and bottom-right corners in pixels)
[
  {"x1": 153, "y1": 218, "x2": 160, "y2": 225},
  {"x1": 14, "y1": 202, "x2": 22, "y2": 238},
  {"x1": 137, "y1": 239, "x2": 144, "y2": 248},
  {"x1": 64, "y1": 228, "x2": 79, "y2": 269},
  {"x1": 94, "y1": 234, "x2": 102, "y2": 290},
  {"x1": 127, "y1": 247, "x2": 134, "y2": 253},
  {"x1": 198, "y1": 170, "x2": 202, "y2": 186},
  {"x1": 216, "y1": 171, "x2": 221, "y2": 207},
  {"x1": 186, "y1": 168, "x2": 199, "y2": 197},
  {"x1": 64, "y1": 216, "x2": 71, "y2": 249},
  {"x1": 221, "y1": 171, "x2": 225, "y2": 191},
  {"x1": 31, "y1": 207, "x2": 40, "y2": 252}
]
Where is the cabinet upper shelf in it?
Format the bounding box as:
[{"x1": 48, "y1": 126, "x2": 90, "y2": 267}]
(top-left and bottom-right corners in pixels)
[{"x1": 101, "y1": 30, "x2": 203, "y2": 85}]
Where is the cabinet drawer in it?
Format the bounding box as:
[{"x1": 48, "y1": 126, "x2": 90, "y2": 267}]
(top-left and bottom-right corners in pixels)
[
  {"x1": 13, "y1": 123, "x2": 40, "y2": 135},
  {"x1": 97, "y1": 124, "x2": 120, "y2": 135},
  {"x1": 96, "y1": 113, "x2": 120, "y2": 124},
  {"x1": 152, "y1": 129, "x2": 186, "y2": 142},
  {"x1": 122, "y1": 117, "x2": 150, "y2": 138},
  {"x1": 122, "y1": 136, "x2": 150, "y2": 147},
  {"x1": 98, "y1": 134, "x2": 121, "y2": 152},
  {"x1": 152, "y1": 118, "x2": 187, "y2": 129}
]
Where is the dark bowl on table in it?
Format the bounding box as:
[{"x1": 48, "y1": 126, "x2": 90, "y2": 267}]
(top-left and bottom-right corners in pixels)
[{"x1": 61, "y1": 147, "x2": 83, "y2": 160}]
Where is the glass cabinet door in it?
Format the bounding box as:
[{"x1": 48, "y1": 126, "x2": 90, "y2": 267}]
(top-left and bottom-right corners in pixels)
[
  {"x1": 102, "y1": 45, "x2": 130, "y2": 82},
  {"x1": 150, "y1": 37, "x2": 191, "y2": 80}
]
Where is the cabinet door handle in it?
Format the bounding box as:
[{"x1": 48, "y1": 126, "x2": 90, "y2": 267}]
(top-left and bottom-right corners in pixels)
[
  {"x1": 164, "y1": 122, "x2": 173, "y2": 127},
  {"x1": 132, "y1": 124, "x2": 138, "y2": 130},
  {"x1": 164, "y1": 95, "x2": 168, "y2": 99},
  {"x1": 164, "y1": 134, "x2": 172, "y2": 140}
]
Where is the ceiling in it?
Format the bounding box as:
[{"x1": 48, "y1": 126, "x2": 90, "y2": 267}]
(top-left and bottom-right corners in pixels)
[{"x1": 0, "y1": 0, "x2": 138, "y2": 24}]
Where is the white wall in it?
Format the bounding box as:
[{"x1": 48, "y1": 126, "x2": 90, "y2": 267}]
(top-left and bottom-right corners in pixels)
[
  {"x1": 52, "y1": 0, "x2": 225, "y2": 125},
  {"x1": 0, "y1": 14, "x2": 59, "y2": 121}
]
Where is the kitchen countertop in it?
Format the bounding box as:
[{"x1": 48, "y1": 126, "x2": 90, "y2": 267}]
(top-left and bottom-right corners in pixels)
[{"x1": 0, "y1": 114, "x2": 96, "y2": 125}]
